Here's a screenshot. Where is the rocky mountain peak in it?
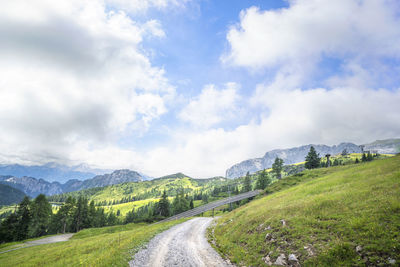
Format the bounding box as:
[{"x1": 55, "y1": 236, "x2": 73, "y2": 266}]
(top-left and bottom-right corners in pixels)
[{"x1": 225, "y1": 139, "x2": 400, "y2": 179}]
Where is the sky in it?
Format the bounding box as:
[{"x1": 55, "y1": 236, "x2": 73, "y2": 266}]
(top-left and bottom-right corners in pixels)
[{"x1": 0, "y1": 0, "x2": 400, "y2": 178}]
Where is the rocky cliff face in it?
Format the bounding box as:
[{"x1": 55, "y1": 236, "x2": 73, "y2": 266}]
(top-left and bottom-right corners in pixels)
[{"x1": 226, "y1": 142, "x2": 362, "y2": 179}]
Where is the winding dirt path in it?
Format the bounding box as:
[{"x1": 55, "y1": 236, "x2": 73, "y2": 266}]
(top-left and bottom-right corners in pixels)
[
  {"x1": 129, "y1": 217, "x2": 233, "y2": 267},
  {"x1": 0, "y1": 233, "x2": 73, "y2": 254}
]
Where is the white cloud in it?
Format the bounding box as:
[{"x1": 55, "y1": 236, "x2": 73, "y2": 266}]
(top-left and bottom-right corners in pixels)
[
  {"x1": 137, "y1": 85, "x2": 400, "y2": 177},
  {"x1": 223, "y1": 0, "x2": 400, "y2": 70},
  {"x1": 0, "y1": 0, "x2": 173, "y2": 166},
  {"x1": 179, "y1": 83, "x2": 240, "y2": 128},
  {"x1": 189, "y1": 0, "x2": 400, "y2": 178},
  {"x1": 105, "y1": 0, "x2": 188, "y2": 14},
  {"x1": 251, "y1": 85, "x2": 400, "y2": 145}
]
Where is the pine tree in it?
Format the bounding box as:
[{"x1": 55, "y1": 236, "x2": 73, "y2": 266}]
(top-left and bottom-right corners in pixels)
[
  {"x1": 243, "y1": 172, "x2": 252, "y2": 192},
  {"x1": 305, "y1": 146, "x2": 321, "y2": 169},
  {"x1": 50, "y1": 197, "x2": 75, "y2": 234},
  {"x1": 97, "y1": 208, "x2": 107, "y2": 227},
  {"x1": 72, "y1": 196, "x2": 90, "y2": 232},
  {"x1": 125, "y1": 209, "x2": 135, "y2": 224},
  {"x1": 16, "y1": 196, "x2": 32, "y2": 240},
  {"x1": 29, "y1": 194, "x2": 52, "y2": 237},
  {"x1": 361, "y1": 153, "x2": 367, "y2": 162},
  {"x1": 107, "y1": 212, "x2": 118, "y2": 226},
  {"x1": 172, "y1": 188, "x2": 189, "y2": 215},
  {"x1": 156, "y1": 190, "x2": 170, "y2": 217},
  {"x1": 0, "y1": 213, "x2": 18, "y2": 242},
  {"x1": 272, "y1": 157, "x2": 284, "y2": 179},
  {"x1": 256, "y1": 169, "x2": 271, "y2": 190},
  {"x1": 88, "y1": 200, "x2": 97, "y2": 227}
]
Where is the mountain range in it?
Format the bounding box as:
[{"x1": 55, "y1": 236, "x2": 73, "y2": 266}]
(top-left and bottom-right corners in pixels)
[
  {"x1": 1, "y1": 138, "x2": 399, "y2": 197},
  {"x1": 0, "y1": 169, "x2": 144, "y2": 198},
  {"x1": 0, "y1": 162, "x2": 111, "y2": 183},
  {"x1": 225, "y1": 139, "x2": 400, "y2": 178}
]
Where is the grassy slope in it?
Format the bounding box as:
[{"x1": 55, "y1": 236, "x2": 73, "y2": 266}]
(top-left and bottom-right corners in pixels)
[
  {"x1": 0, "y1": 219, "x2": 187, "y2": 267},
  {"x1": 212, "y1": 156, "x2": 400, "y2": 266},
  {"x1": 53, "y1": 176, "x2": 226, "y2": 203}
]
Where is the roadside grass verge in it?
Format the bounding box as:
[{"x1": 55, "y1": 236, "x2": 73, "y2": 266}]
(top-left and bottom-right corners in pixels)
[
  {"x1": 212, "y1": 156, "x2": 400, "y2": 266},
  {"x1": 0, "y1": 218, "x2": 187, "y2": 266}
]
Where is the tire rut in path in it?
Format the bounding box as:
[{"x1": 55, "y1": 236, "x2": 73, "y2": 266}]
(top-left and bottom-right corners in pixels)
[{"x1": 129, "y1": 217, "x2": 234, "y2": 267}]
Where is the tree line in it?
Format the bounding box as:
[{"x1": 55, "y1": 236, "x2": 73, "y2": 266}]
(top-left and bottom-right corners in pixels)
[
  {"x1": 305, "y1": 146, "x2": 379, "y2": 169},
  {"x1": 0, "y1": 194, "x2": 119, "y2": 243}
]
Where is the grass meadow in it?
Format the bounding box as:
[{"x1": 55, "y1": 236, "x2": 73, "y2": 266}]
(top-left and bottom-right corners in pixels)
[
  {"x1": 0, "y1": 219, "x2": 187, "y2": 266},
  {"x1": 211, "y1": 155, "x2": 400, "y2": 266}
]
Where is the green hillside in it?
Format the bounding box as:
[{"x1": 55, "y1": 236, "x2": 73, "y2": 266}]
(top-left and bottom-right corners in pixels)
[
  {"x1": 211, "y1": 155, "x2": 400, "y2": 266},
  {"x1": 47, "y1": 176, "x2": 233, "y2": 218},
  {"x1": 0, "y1": 184, "x2": 26, "y2": 205},
  {"x1": 50, "y1": 176, "x2": 227, "y2": 204}
]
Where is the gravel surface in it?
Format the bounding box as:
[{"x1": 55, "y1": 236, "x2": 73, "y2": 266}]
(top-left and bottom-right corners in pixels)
[
  {"x1": 0, "y1": 233, "x2": 74, "y2": 254},
  {"x1": 25, "y1": 233, "x2": 74, "y2": 245},
  {"x1": 129, "y1": 217, "x2": 234, "y2": 267}
]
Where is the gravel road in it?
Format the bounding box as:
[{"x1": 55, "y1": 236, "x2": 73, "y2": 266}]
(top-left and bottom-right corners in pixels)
[
  {"x1": 129, "y1": 217, "x2": 233, "y2": 267},
  {"x1": 0, "y1": 233, "x2": 73, "y2": 254},
  {"x1": 25, "y1": 233, "x2": 74, "y2": 246}
]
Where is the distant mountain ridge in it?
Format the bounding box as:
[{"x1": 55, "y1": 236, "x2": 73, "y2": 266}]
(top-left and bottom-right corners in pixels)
[
  {"x1": 0, "y1": 175, "x2": 63, "y2": 197},
  {"x1": 61, "y1": 169, "x2": 143, "y2": 192},
  {"x1": 0, "y1": 169, "x2": 144, "y2": 197},
  {"x1": 363, "y1": 138, "x2": 400, "y2": 154},
  {"x1": 0, "y1": 162, "x2": 111, "y2": 183},
  {"x1": 225, "y1": 139, "x2": 400, "y2": 178}
]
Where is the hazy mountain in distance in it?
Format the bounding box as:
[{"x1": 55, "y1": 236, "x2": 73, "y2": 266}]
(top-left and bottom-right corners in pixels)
[
  {"x1": 0, "y1": 169, "x2": 145, "y2": 196},
  {"x1": 0, "y1": 162, "x2": 111, "y2": 183},
  {"x1": 363, "y1": 138, "x2": 400, "y2": 154},
  {"x1": 62, "y1": 169, "x2": 144, "y2": 192},
  {"x1": 0, "y1": 175, "x2": 63, "y2": 197}
]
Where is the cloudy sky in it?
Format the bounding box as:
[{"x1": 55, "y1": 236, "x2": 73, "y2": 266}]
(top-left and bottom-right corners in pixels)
[{"x1": 1, "y1": 0, "x2": 400, "y2": 178}]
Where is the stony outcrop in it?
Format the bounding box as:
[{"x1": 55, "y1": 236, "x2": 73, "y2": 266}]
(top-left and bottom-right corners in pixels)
[
  {"x1": 226, "y1": 142, "x2": 361, "y2": 178},
  {"x1": 226, "y1": 138, "x2": 400, "y2": 178}
]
